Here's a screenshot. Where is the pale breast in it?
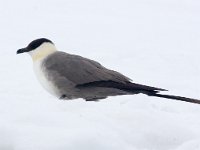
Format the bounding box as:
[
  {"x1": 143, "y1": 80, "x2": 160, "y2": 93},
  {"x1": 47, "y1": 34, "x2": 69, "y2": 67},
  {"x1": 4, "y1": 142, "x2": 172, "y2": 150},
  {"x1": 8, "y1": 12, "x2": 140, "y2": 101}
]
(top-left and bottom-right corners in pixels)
[{"x1": 33, "y1": 60, "x2": 60, "y2": 97}]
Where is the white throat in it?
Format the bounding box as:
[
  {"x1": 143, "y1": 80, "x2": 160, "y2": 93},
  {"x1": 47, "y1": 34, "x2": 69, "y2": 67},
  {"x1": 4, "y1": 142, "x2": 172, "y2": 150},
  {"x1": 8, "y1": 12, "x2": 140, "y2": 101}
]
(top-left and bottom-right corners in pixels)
[{"x1": 29, "y1": 43, "x2": 57, "y2": 62}]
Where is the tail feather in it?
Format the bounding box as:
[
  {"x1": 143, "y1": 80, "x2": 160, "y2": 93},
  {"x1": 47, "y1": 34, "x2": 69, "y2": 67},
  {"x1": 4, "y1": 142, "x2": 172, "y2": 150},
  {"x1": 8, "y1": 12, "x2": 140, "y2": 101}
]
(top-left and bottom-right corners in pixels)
[
  {"x1": 77, "y1": 80, "x2": 200, "y2": 104},
  {"x1": 149, "y1": 93, "x2": 200, "y2": 104}
]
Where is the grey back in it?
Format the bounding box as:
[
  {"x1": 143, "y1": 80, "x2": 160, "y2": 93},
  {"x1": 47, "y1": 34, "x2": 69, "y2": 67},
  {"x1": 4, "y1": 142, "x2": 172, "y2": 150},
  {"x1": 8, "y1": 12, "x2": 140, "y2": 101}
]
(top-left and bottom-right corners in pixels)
[{"x1": 43, "y1": 51, "x2": 131, "y2": 86}]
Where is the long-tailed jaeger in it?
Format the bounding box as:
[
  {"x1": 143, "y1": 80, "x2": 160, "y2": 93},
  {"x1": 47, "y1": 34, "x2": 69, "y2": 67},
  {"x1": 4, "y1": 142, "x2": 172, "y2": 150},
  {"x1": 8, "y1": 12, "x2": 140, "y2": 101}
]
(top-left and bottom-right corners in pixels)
[{"x1": 17, "y1": 38, "x2": 200, "y2": 104}]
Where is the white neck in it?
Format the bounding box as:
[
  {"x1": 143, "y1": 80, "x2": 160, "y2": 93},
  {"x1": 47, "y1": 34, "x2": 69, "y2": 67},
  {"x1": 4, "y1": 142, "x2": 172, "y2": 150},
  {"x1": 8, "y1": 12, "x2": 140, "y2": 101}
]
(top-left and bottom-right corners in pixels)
[{"x1": 29, "y1": 43, "x2": 57, "y2": 62}]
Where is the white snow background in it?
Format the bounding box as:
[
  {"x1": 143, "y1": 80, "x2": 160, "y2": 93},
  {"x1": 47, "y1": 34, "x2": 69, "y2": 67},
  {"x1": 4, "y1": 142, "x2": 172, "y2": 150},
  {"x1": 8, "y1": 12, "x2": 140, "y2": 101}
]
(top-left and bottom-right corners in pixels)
[{"x1": 0, "y1": 0, "x2": 200, "y2": 150}]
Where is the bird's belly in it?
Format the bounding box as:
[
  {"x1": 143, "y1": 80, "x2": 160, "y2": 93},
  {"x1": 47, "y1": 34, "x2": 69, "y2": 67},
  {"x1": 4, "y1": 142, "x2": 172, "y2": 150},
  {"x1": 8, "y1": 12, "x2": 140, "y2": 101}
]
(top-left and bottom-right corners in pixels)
[{"x1": 33, "y1": 61, "x2": 60, "y2": 97}]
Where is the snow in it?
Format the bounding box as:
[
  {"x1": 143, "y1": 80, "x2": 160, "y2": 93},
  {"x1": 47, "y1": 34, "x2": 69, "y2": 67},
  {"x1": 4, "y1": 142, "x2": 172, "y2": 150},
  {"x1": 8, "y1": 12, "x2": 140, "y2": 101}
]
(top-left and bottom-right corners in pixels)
[{"x1": 0, "y1": 0, "x2": 200, "y2": 149}]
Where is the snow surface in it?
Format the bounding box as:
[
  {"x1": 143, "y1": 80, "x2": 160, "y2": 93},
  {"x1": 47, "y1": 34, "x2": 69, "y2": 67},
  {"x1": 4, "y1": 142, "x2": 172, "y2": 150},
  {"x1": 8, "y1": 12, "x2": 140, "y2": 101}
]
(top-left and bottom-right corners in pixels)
[{"x1": 0, "y1": 0, "x2": 200, "y2": 149}]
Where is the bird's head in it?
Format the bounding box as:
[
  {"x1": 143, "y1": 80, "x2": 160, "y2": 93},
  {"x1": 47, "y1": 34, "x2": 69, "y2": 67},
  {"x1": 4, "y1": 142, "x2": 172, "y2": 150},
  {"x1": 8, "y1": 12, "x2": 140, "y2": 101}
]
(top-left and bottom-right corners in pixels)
[{"x1": 17, "y1": 38, "x2": 57, "y2": 61}]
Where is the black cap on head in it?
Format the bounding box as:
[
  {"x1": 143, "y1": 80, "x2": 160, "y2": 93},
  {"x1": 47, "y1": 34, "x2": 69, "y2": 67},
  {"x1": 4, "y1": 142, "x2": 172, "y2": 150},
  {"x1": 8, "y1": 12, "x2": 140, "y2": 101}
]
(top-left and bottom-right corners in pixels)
[{"x1": 17, "y1": 38, "x2": 53, "y2": 54}]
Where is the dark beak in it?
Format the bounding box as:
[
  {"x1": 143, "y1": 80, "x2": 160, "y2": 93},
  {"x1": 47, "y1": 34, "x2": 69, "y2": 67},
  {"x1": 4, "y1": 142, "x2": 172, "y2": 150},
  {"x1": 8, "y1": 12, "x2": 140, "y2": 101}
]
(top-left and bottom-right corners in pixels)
[{"x1": 16, "y1": 48, "x2": 28, "y2": 54}]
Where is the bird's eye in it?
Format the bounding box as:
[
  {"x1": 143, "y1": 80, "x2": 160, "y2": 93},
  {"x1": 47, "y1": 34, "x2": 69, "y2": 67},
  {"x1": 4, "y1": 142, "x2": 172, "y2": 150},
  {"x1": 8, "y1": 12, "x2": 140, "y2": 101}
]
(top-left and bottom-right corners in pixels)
[
  {"x1": 28, "y1": 41, "x2": 42, "y2": 50},
  {"x1": 27, "y1": 38, "x2": 53, "y2": 50}
]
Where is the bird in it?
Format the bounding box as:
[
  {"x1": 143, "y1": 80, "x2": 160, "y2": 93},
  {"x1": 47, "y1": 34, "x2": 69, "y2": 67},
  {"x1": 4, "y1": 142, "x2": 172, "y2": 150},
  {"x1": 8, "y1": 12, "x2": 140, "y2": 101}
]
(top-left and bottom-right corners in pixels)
[{"x1": 17, "y1": 38, "x2": 200, "y2": 104}]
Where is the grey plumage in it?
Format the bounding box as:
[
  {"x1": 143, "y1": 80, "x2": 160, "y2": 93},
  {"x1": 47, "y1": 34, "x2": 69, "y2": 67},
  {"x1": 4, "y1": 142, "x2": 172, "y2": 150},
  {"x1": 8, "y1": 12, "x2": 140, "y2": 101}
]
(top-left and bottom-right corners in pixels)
[
  {"x1": 42, "y1": 52, "x2": 163, "y2": 100},
  {"x1": 17, "y1": 38, "x2": 200, "y2": 104},
  {"x1": 42, "y1": 51, "x2": 165, "y2": 101}
]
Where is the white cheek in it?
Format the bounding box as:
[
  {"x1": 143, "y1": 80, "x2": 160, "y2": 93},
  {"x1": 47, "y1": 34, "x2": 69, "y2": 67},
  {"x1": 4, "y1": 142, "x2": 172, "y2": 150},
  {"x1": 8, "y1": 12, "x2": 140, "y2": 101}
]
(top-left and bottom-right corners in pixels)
[
  {"x1": 28, "y1": 48, "x2": 41, "y2": 58},
  {"x1": 28, "y1": 43, "x2": 57, "y2": 61},
  {"x1": 28, "y1": 51, "x2": 34, "y2": 58}
]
